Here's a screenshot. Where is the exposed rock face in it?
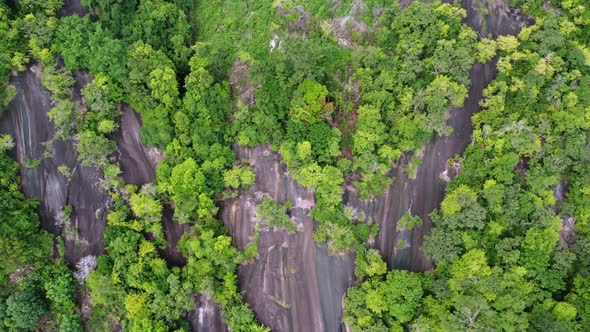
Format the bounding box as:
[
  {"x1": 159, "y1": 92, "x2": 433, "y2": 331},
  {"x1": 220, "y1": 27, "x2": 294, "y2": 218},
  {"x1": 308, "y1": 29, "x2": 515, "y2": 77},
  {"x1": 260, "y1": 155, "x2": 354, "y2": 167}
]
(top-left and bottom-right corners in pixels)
[
  {"x1": 0, "y1": 1, "x2": 532, "y2": 331},
  {"x1": 189, "y1": 295, "x2": 228, "y2": 332},
  {"x1": 463, "y1": 0, "x2": 531, "y2": 37},
  {"x1": 0, "y1": 66, "x2": 228, "y2": 331},
  {"x1": 220, "y1": 145, "x2": 356, "y2": 332},
  {"x1": 114, "y1": 105, "x2": 160, "y2": 186},
  {"x1": 60, "y1": 0, "x2": 88, "y2": 17},
  {"x1": 346, "y1": 0, "x2": 530, "y2": 272},
  {"x1": 0, "y1": 65, "x2": 162, "y2": 265},
  {"x1": 159, "y1": 205, "x2": 190, "y2": 267},
  {"x1": 0, "y1": 66, "x2": 109, "y2": 264}
]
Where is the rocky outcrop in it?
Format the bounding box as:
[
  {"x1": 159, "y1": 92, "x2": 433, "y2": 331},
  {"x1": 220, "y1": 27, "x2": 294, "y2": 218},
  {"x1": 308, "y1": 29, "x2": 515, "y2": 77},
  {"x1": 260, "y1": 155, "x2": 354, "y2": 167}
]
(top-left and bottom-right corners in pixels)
[
  {"x1": 0, "y1": 66, "x2": 108, "y2": 263},
  {"x1": 0, "y1": 66, "x2": 227, "y2": 331},
  {"x1": 188, "y1": 295, "x2": 228, "y2": 332},
  {"x1": 0, "y1": 1, "x2": 532, "y2": 331},
  {"x1": 220, "y1": 145, "x2": 356, "y2": 332},
  {"x1": 114, "y1": 105, "x2": 162, "y2": 186},
  {"x1": 345, "y1": 0, "x2": 530, "y2": 272},
  {"x1": 59, "y1": 0, "x2": 88, "y2": 17}
]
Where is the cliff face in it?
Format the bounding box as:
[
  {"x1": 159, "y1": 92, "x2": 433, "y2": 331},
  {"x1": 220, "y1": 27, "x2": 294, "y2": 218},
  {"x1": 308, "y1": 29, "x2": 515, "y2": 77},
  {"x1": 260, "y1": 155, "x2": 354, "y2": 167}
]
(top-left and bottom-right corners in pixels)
[
  {"x1": 0, "y1": 0, "x2": 531, "y2": 332},
  {"x1": 0, "y1": 67, "x2": 228, "y2": 330},
  {"x1": 219, "y1": 1, "x2": 530, "y2": 331},
  {"x1": 345, "y1": 0, "x2": 530, "y2": 273},
  {"x1": 188, "y1": 295, "x2": 228, "y2": 332},
  {"x1": 0, "y1": 66, "x2": 109, "y2": 263},
  {"x1": 0, "y1": 66, "x2": 167, "y2": 264},
  {"x1": 59, "y1": 0, "x2": 88, "y2": 17},
  {"x1": 114, "y1": 104, "x2": 160, "y2": 186},
  {"x1": 220, "y1": 146, "x2": 356, "y2": 332}
]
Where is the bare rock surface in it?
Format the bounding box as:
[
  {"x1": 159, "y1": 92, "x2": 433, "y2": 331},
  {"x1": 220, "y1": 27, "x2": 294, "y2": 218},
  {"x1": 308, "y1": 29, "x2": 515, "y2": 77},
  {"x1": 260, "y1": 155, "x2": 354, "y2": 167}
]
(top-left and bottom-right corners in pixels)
[
  {"x1": 346, "y1": 0, "x2": 530, "y2": 272},
  {"x1": 188, "y1": 295, "x2": 228, "y2": 332},
  {"x1": 0, "y1": 66, "x2": 108, "y2": 263},
  {"x1": 220, "y1": 145, "x2": 356, "y2": 332},
  {"x1": 114, "y1": 105, "x2": 161, "y2": 186},
  {"x1": 159, "y1": 205, "x2": 191, "y2": 267},
  {"x1": 60, "y1": 0, "x2": 88, "y2": 17}
]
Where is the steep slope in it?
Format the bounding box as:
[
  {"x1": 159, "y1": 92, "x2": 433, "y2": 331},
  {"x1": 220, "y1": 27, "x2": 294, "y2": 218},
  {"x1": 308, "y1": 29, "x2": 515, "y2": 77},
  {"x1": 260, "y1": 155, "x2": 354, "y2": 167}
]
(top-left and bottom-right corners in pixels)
[
  {"x1": 219, "y1": 1, "x2": 530, "y2": 331},
  {"x1": 0, "y1": 66, "x2": 108, "y2": 263},
  {"x1": 346, "y1": 0, "x2": 530, "y2": 272},
  {"x1": 0, "y1": 0, "x2": 532, "y2": 331},
  {"x1": 220, "y1": 145, "x2": 355, "y2": 331}
]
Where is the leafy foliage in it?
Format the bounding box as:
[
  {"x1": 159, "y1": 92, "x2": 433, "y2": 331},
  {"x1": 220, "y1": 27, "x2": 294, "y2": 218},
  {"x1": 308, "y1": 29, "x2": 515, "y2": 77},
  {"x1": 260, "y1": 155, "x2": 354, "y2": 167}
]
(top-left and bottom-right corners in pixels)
[
  {"x1": 4, "y1": 289, "x2": 48, "y2": 331},
  {"x1": 0, "y1": 148, "x2": 52, "y2": 279},
  {"x1": 344, "y1": 252, "x2": 425, "y2": 331},
  {"x1": 344, "y1": 1, "x2": 590, "y2": 331},
  {"x1": 3, "y1": 0, "x2": 590, "y2": 330},
  {"x1": 256, "y1": 197, "x2": 298, "y2": 234}
]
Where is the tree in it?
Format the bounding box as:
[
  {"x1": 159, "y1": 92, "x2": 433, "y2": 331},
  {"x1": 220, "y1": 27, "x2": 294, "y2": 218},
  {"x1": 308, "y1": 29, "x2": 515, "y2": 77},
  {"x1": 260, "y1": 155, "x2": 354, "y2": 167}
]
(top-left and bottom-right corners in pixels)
[
  {"x1": 354, "y1": 248, "x2": 387, "y2": 279},
  {"x1": 0, "y1": 135, "x2": 14, "y2": 153},
  {"x1": 256, "y1": 197, "x2": 297, "y2": 234},
  {"x1": 36, "y1": 260, "x2": 77, "y2": 314},
  {"x1": 397, "y1": 212, "x2": 422, "y2": 231},
  {"x1": 438, "y1": 184, "x2": 486, "y2": 230},
  {"x1": 124, "y1": 0, "x2": 191, "y2": 68},
  {"x1": 476, "y1": 38, "x2": 497, "y2": 63},
  {"x1": 353, "y1": 105, "x2": 386, "y2": 156},
  {"x1": 383, "y1": 270, "x2": 424, "y2": 323},
  {"x1": 0, "y1": 152, "x2": 52, "y2": 277},
  {"x1": 4, "y1": 290, "x2": 48, "y2": 331},
  {"x1": 423, "y1": 226, "x2": 463, "y2": 267},
  {"x1": 124, "y1": 293, "x2": 150, "y2": 321},
  {"x1": 48, "y1": 99, "x2": 77, "y2": 140},
  {"x1": 87, "y1": 25, "x2": 128, "y2": 84},
  {"x1": 59, "y1": 314, "x2": 83, "y2": 332},
  {"x1": 224, "y1": 166, "x2": 256, "y2": 189},
  {"x1": 54, "y1": 15, "x2": 94, "y2": 69},
  {"x1": 496, "y1": 35, "x2": 519, "y2": 52},
  {"x1": 129, "y1": 192, "x2": 162, "y2": 224},
  {"x1": 149, "y1": 67, "x2": 179, "y2": 109},
  {"x1": 290, "y1": 79, "x2": 333, "y2": 124},
  {"x1": 81, "y1": 0, "x2": 137, "y2": 35},
  {"x1": 76, "y1": 130, "x2": 115, "y2": 168},
  {"x1": 124, "y1": 42, "x2": 177, "y2": 147},
  {"x1": 343, "y1": 266, "x2": 425, "y2": 330},
  {"x1": 166, "y1": 158, "x2": 206, "y2": 222},
  {"x1": 81, "y1": 73, "x2": 120, "y2": 131},
  {"x1": 567, "y1": 275, "x2": 590, "y2": 330}
]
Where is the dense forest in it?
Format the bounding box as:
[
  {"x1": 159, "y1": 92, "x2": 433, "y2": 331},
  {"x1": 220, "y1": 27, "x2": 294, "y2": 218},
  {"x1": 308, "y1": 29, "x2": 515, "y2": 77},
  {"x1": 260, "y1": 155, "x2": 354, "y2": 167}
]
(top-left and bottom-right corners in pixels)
[{"x1": 0, "y1": 0, "x2": 589, "y2": 331}]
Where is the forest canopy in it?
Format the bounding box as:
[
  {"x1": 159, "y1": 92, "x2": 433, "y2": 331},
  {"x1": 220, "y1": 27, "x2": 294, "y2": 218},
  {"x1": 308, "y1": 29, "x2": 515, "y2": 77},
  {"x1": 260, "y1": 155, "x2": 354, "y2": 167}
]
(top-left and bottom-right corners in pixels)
[{"x1": 0, "y1": 0, "x2": 589, "y2": 331}]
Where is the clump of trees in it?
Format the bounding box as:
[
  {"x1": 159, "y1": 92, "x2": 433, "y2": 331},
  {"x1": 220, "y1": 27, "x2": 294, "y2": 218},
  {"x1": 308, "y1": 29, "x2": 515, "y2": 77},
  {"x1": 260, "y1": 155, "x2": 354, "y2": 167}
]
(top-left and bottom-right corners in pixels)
[
  {"x1": 86, "y1": 189, "x2": 192, "y2": 330},
  {"x1": 344, "y1": 249, "x2": 425, "y2": 331},
  {"x1": 4, "y1": 0, "x2": 590, "y2": 330},
  {"x1": 344, "y1": 1, "x2": 590, "y2": 330}
]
